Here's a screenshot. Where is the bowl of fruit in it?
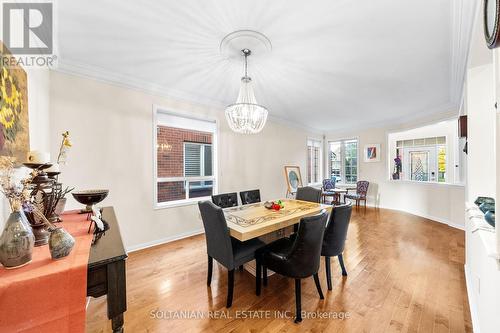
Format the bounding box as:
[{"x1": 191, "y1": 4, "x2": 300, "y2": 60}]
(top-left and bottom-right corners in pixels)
[{"x1": 264, "y1": 200, "x2": 285, "y2": 211}]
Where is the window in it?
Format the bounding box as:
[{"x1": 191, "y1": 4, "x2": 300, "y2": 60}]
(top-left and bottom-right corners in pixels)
[
  {"x1": 394, "y1": 136, "x2": 447, "y2": 183},
  {"x1": 307, "y1": 139, "x2": 322, "y2": 185},
  {"x1": 154, "y1": 110, "x2": 217, "y2": 206},
  {"x1": 388, "y1": 119, "x2": 462, "y2": 184},
  {"x1": 328, "y1": 139, "x2": 358, "y2": 184}
]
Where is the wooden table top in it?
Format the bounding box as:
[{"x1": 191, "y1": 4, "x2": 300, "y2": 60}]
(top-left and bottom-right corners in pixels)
[{"x1": 224, "y1": 199, "x2": 332, "y2": 241}]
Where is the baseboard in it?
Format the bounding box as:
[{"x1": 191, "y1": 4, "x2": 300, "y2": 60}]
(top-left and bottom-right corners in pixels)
[
  {"x1": 126, "y1": 228, "x2": 204, "y2": 253},
  {"x1": 364, "y1": 203, "x2": 465, "y2": 230},
  {"x1": 464, "y1": 264, "x2": 481, "y2": 333}
]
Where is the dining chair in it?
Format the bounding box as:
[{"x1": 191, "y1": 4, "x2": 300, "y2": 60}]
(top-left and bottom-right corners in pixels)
[
  {"x1": 344, "y1": 181, "x2": 369, "y2": 208},
  {"x1": 211, "y1": 192, "x2": 238, "y2": 208},
  {"x1": 321, "y1": 203, "x2": 352, "y2": 290},
  {"x1": 295, "y1": 186, "x2": 322, "y2": 203},
  {"x1": 257, "y1": 210, "x2": 328, "y2": 323},
  {"x1": 239, "y1": 189, "x2": 261, "y2": 205},
  {"x1": 321, "y1": 179, "x2": 336, "y2": 204},
  {"x1": 198, "y1": 201, "x2": 265, "y2": 308},
  {"x1": 292, "y1": 186, "x2": 322, "y2": 234}
]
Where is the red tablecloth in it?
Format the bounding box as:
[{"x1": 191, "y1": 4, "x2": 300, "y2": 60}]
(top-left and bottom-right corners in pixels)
[{"x1": 0, "y1": 210, "x2": 93, "y2": 332}]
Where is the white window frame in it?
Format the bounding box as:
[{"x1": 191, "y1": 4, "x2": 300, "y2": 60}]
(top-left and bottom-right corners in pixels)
[
  {"x1": 327, "y1": 138, "x2": 359, "y2": 185},
  {"x1": 153, "y1": 105, "x2": 218, "y2": 209},
  {"x1": 307, "y1": 138, "x2": 323, "y2": 185}
]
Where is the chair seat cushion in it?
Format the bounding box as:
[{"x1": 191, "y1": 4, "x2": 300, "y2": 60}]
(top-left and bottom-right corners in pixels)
[
  {"x1": 345, "y1": 194, "x2": 363, "y2": 199},
  {"x1": 231, "y1": 237, "x2": 266, "y2": 268},
  {"x1": 259, "y1": 238, "x2": 300, "y2": 278}
]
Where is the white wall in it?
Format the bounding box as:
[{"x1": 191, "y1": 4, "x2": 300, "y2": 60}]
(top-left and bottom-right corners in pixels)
[
  {"x1": 0, "y1": 68, "x2": 51, "y2": 228},
  {"x1": 463, "y1": 8, "x2": 500, "y2": 333},
  {"x1": 48, "y1": 71, "x2": 319, "y2": 251},
  {"x1": 326, "y1": 123, "x2": 465, "y2": 229}
]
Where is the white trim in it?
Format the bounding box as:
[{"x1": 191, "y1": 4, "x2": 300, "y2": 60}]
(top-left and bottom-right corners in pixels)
[
  {"x1": 126, "y1": 228, "x2": 205, "y2": 253},
  {"x1": 363, "y1": 203, "x2": 465, "y2": 230},
  {"x1": 306, "y1": 137, "x2": 323, "y2": 185},
  {"x1": 464, "y1": 264, "x2": 481, "y2": 333},
  {"x1": 326, "y1": 137, "x2": 359, "y2": 185},
  {"x1": 54, "y1": 61, "x2": 321, "y2": 134},
  {"x1": 152, "y1": 105, "x2": 219, "y2": 209}
]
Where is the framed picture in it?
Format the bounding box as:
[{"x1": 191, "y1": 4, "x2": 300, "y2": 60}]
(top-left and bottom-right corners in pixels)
[
  {"x1": 364, "y1": 144, "x2": 380, "y2": 162},
  {"x1": 284, "y1": 166, "x2": 303, "y2": 195},
  {"x1": 0, "y1": 42, "x2": 30, "y2": 163}
]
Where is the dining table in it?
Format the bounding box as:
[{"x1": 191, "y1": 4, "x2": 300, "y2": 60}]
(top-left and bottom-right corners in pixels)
[
  {"x1": 322, "y1": 188, "x2": 348, "y2": 205},
  {"x1": 223, "y1": 199, "x2": 332, "y2": 242}
]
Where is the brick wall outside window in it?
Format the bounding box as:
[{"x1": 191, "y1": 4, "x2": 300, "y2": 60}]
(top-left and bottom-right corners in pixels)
[{"x1": 157, "y1": 126, "x2": 212, "y2": 202}]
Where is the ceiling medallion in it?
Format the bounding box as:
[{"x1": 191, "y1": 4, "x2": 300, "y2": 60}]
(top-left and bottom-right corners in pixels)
[{"x1": 221, "y1": 31, "x2": 271, "y2": 134}]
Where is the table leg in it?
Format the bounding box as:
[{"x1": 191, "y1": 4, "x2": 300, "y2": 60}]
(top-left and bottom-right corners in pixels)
[{"x1": 107, "y1": 260, "x2": 127, "y2": 332}]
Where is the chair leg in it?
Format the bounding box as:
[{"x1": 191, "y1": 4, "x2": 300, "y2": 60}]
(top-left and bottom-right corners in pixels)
[
  {"x1": 263, "y1": 265, "x2": 268, "y2": 286},
  {"x1": 338, "y1": 254, "x2": 348, "y2": 276},
  {"x1": 313, "y1": 273, "x2": 324, "y2": 299},
  {"x1": 325, "y1": 256, "x2": 332, "y2": 290},
  {"x1": 256, "y1": 259, "x2": 261, "y2": 296},
  {"x1": 226, "y1": 269, "x2": 234, "y2": 308},
  {"x1": 294, "y1": 279, "x2": 302, "y2": 323},
  {"x1": 239, "y1": 265, "x2": 244, "y2": 271},
  {"x1": 207, "y1": 255, "x2": 213, "y2": 286}
]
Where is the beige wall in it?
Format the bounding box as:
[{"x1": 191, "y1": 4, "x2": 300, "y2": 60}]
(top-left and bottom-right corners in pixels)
[
  {"x1": 48, "y1": 71, "x2": 318, "y2": 251},
  {"x1": 326, "y1": 124, "x2": 465, "y2": 229}
]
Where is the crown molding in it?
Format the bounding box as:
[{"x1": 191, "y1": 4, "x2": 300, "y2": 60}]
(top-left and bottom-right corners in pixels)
[
  {"x1": 450, "y1": 0, "x2": 480, "y2": 110},
  {"x1": 54, "y1": 60, "x2": 322, "y2": 134}
]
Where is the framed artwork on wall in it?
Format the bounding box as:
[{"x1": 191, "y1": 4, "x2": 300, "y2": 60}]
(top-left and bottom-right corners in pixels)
[
  {"x1": 0, "y1": 41, "x2": 30, "y2": 163},
  {"x1": 364, "y1": 144, "x2": 380, "y2": 162},
  {"x1": 284, "y1": 166, "x2": 303, "y2": 197}
]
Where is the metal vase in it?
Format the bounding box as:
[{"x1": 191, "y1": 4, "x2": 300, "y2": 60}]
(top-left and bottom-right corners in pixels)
[
  {"x1": 0, "y1": 210, "x2": 35, "y2": 269},
  {"x1": 48, "y1": 227, "x2": 75, "y2": 260}
]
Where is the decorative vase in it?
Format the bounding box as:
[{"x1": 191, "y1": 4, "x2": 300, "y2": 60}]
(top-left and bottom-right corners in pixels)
[
  {"x1": 48, "y1": 227, "x2": 75, "y2": 260},
  {"x1": 0, "y1": 210, "x2": 35, "y2": 269},
  {"x1": 485, "y1": 211, "x2": 496, "y2": 228},
  {"x1": 30, "y1": 223, "x2": 50, "y2": 246}
]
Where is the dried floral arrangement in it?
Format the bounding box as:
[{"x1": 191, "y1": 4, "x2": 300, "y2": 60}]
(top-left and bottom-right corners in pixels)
[{"x1": 0, "y1": 156, "x2": 35, "y2": 212}]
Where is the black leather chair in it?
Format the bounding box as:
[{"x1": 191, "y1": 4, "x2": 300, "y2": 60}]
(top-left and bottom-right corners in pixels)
[
  {"x1": 295, "y1": 186, "x2": 322, "y2": 203},
  {"x1": 258, "y1": 210, "x2": 328, "y2": 323},
  {"x1": 212, "y1": 192, "x2": 238, "y2": 208},
  {"x1": 291, "y1": 186, "x2": 322, "y2": 235},
  {"x1": 240, "y1": 189, "x2": 261, "y2": 205},
  {"x1": 198, "y1": 201, "x2": 265, "y2": 307},
  {"x1": 322, "y1": 203, "x2": 352, "y2": 290}
]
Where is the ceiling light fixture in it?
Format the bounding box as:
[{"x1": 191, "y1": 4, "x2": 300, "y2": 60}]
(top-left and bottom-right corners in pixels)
[{"x1": 224, "y1": 48, "x2": 268, "y2": 134}]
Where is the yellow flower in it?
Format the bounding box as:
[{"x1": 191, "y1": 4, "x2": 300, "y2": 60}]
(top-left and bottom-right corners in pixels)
[
  {"x1": 63, "y1": 137, "x2": 72, "y2": 147},
  {"x1": 0, "y1": 73, "x2": 19, "y2": 106},
  {"x1": 0, "y1": 105, "x2": 15, "y2": 129}
]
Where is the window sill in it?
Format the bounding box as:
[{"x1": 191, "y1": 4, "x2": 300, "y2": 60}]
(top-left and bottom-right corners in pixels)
[
  {"x1": 387, "y1": 179, "x2": 465, "y2": 188},
  {"x1": 154, "y1": 196, "x2": 212, "y2": 210}
]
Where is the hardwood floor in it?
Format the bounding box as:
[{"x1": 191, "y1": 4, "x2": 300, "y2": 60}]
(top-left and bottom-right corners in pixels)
[{"x1": 86, "y1": 208, "x2": 472, "y2": 332}]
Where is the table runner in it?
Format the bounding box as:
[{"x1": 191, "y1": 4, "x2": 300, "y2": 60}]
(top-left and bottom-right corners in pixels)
[{"x1": 0, "y1": 210, "x2": 93, "y2": 332}]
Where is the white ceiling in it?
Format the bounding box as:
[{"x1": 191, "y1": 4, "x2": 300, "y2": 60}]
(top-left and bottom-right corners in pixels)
[{"x1": 56, "y1": 0, "x2": 475, "y2": 132}]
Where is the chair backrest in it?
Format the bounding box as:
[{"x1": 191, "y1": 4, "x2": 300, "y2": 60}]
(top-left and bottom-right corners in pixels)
[
  {"x1": 322, "y1": 179, "x2": 335, "y2": 191},
  {"x1": 240, "y1": 189, "x2": 261, "y2": 205},
  {"x1": 356, "y1": 181, "x2": 369, "y2": 197},
  {"x1": 211, "y1": 192, "x2": 238, "y2": 208},
  {"x1": 198, "y1": 201, "x2": 234, "y2": 269},
  {"x1": 322, "y1": 203, "x2": 352, "y2": 257},
  {"x1": 287, "y1": 210, "x2": 328, "y2": 278},
  {"x1": 296, "y1": 186, "x2": 322, "y2": 203}
]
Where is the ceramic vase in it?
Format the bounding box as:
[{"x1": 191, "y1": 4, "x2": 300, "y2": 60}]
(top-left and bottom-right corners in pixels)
[
  {"x1": 0, "y1": 210, "x2": 35, "y2": 269},
  {"x1": 48, "y1": 227, "x2": 75, "y2": 260}
]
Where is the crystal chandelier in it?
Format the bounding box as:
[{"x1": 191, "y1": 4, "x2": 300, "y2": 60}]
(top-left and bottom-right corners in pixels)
[{"x1": 225, "y1": 49, "x2": 268, "y2": 134}]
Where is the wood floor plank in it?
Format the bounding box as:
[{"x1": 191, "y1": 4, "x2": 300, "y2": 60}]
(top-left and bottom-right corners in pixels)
[{"x1": 86, "y1": 207, "x2": 471, "y2": 333}]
